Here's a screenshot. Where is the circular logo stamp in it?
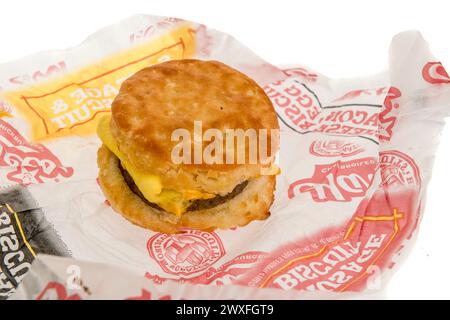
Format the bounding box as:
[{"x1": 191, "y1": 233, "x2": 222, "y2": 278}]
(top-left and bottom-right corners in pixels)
[
  {"x1": 310, "y1": 139, "x2": 364, "y2": 157},
  {"x1": 147, "y1": 230, "x2": 225, "y2": 276},
  {"x1": 422, "y1": 61, "x2": 450, "y2": 84},
  {"x1": 379, "y1": 150, "x2": 421, "y2": 188}
]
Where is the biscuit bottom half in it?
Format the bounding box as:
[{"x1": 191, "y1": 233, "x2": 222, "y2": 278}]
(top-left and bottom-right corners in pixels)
[{"x1": 97, "y1": 145, "x2": 276, "y2": 234}]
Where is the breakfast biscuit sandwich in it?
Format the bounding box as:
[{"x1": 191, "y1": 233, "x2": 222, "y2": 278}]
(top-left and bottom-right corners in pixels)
[{"x1": 97, "y1": 59, "x2": 279, "y2": 233}]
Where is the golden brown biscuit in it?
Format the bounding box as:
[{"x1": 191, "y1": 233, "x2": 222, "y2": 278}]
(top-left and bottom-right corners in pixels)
[
  {"x1": 97, "y1": 145, "x2": 275, "y2": 234},
  {"x1": 111, "y1": 59, "x2": 279, "y2": 194},
  {"x1": 98, "y1": 59, "x2": 280, "y2": 232}
]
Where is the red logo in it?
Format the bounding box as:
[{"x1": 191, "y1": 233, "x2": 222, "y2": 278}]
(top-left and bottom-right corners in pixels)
[
  {"x1": 265, "y1": 80, "x2": 381, "y2": 142},
  {"x1": 422, "y1": 62, "x2": 450, "y2": 84},
  {"x1": 379, "y1": 87, "x2": 401, "y2": 142},
  {"x1": 36, "y1": 282, "x2": 81, "y2": 300},
  {"x1": 145, "y1": 250, "x2": 266, "y2": 286},
  {"x1": 129, "y1": 17, "x2": 184, "y2": 43},
  {"x1": 333, "y1": 87, "x2": 387, "y2": 102},
  {"x1": 265, "y1": 82, "x2": 321, "y2": 132},
  {"x1": 9, "y1": 61, "x2": 66, "y2": 85},
  {"x1": 147, "y1": 230, "x2": 225, "y2": 276},
  {"x1": 240, "y1": 151, "x2": 421, "y2": 291},
  {"x1": 282, "y1": 68, "x2": 318, "y2": 82},
  {"x1": 309, "y1": 140, "x2": 364, "y2": 158},
  {"x1": 379, "y1": 150, "x2": 421, "y2": 188},
  {"x1": 288, "y1": 157, "x2": 378, "y2": 202},
  {"x1": 0, "y1": 119, "x2": 74, "y2": 185}
]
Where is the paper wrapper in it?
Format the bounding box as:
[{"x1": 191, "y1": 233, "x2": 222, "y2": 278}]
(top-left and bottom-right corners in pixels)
[{"x1": 1, "y1": 14, "x2": 449, "y2": 300}]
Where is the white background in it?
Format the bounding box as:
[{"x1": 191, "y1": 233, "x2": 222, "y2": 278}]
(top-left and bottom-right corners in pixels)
[{"x1": 0, "y1": 0, "x2": 449, "y2": 299}]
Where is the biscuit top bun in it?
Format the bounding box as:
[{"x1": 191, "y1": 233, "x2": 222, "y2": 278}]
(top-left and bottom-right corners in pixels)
[{"x1": 109, "y1": 59, "x2": 279, "y2": 195}]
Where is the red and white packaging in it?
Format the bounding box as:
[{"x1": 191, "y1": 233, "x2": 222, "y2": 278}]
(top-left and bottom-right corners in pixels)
[{"x1": 0, "y1": 15, "x2": 449, "y2": 300}]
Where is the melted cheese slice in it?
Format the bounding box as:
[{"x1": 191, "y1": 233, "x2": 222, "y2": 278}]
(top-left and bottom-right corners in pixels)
[{"x1": 97, "y1": 115, "x2": 214, "y2": 216}]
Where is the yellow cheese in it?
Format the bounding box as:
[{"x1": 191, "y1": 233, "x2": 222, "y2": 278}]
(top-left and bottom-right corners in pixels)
[{"x1": 97, "y1": 115, "x2": 214, "y2": 216}]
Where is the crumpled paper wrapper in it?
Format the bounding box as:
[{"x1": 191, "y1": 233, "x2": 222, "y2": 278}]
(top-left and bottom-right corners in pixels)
[{"x1": 0, "y1": 14, "x2": 449, "y2": 300}]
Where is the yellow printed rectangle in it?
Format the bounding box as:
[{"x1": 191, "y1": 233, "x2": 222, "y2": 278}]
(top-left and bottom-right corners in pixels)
[{"x1": 2, "y1": 24, "x2": 196, "y2": 141}]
